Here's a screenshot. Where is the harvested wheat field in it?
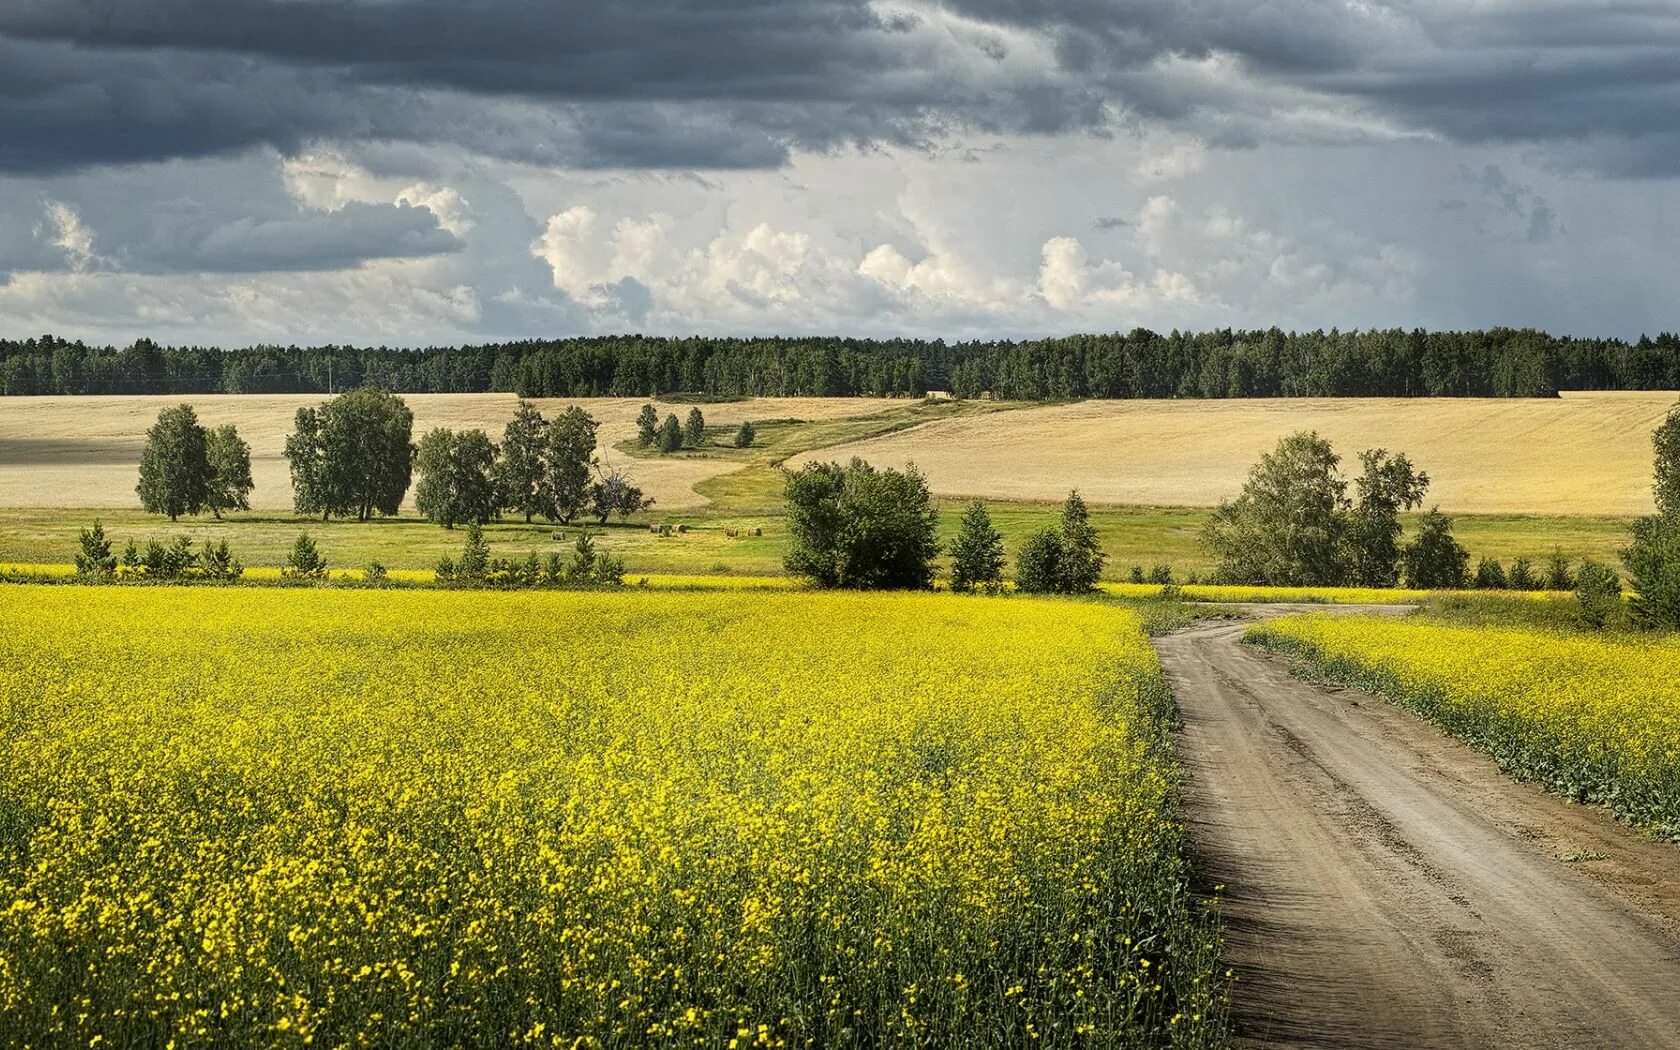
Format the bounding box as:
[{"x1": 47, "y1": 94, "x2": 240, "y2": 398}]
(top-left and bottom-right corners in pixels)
[
  {"x1": 0, "y1": 394, "x2": 894, "y2": 511},
  {"x1": 790, "y1": 392, "x2": 1680, "y2": 516}
]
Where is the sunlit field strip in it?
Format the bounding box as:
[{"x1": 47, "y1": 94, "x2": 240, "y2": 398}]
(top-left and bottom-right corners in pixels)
[
  {"x1": 1247, "y1": 615, "x2": 1680, "y2": 836},
  {"x1": 0, "y1": 586, "x2": 1226, "y2": 1047},
  {"x1": 1099, "y1": 582, "x2": 1573, "y2": 604}
]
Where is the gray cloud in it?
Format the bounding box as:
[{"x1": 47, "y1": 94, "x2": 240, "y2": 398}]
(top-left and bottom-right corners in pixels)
[{"x1": 2, "y1": 1, "x2": 1677, "y2": 176}]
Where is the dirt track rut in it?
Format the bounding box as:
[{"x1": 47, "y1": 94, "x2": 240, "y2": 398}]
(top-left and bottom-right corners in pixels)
[{"x1": 1155, "y1": 609, "x2": 1680, "y2": 1048}]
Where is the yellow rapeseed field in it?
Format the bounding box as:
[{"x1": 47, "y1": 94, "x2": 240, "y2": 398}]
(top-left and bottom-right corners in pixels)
[
  {"x1": 0, "y1": 586, "x2": 1224, "y2": 1048},
  {"x1": 1247, "y1": 616, "x2": 1680, "y2": 835}
]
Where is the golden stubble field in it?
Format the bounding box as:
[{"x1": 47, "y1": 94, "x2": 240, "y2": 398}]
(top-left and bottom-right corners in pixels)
[
  {"x1": 789, "y1": 392, "x2": 1679, "y2": 516},
  {"x1": 0, "y1": 394, "x2": 895, "y2": 511}
]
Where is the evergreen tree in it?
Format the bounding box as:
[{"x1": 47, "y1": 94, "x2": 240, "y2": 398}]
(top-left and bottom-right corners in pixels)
[
  {"x1": 457, "y1": 522, "x2": 491, "y2": 581},
  {"x1": 1402, "y1": 509, "x2": 1469, "y2": 589},
  {"x1": 1508, "y1": 557, "x2": 1540, "y2": 590},
  {"x1": 683, "y1": 407, "x2": 706, "y2": 448},
  {"x1": 136, "y1": 404, "x2": 210, "y2": 521},
  {"x1": 74, "y1": 520, "x2": 115, "y2": 578},
  {"x1": 1056, "y1": 490, "x2": 1105, "y2": 593},
  {"x1": 494, "y1": 400, "x2": 549, "y2": 522},
  {"x1": 544, "y1": 407, "x2": 599, "y2": 523},
  {"x1": 1473, "y1": 557, "x2": 1509, "y2": 589},
  {"x1": 734, "y1": 421, "x2": 757, "y2": 449},
  {"x1": 204, "y1": 424, "x2": 254, "y2": 520},
  {"x1": 948, "y1": 501, "x2": 1005, "y2": 593},
  {"x1": 282, "y1": 532, "x2": 327, "y2": 579},
  {"x1": 1575, "y1": 560, "x2": 1623, "y2": 629},
  {"x1": 636, "y1": 403, "x2": 660, "y2": 447},
  {"x1": 1545, "y1": 549, "x2": 1575, "y2": 591},
  {"x1": 657, "y1": 414, "x2": 684, "y2": 453}
]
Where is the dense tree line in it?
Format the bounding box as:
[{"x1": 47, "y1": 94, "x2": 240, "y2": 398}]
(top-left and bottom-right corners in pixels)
[{"x1": 9, "y1": 328, "x2": 1680, "y2": 399}]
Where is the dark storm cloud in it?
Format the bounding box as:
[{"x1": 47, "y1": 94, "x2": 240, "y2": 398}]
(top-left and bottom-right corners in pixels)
[{"x1": 2, "y1": 1, "x2": 1679, "y2": 175}]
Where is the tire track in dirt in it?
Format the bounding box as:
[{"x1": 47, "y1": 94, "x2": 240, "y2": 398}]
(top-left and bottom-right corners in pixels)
[{"x1": 1156, "y1": 608, "x2": 1680, "y2": 1048}]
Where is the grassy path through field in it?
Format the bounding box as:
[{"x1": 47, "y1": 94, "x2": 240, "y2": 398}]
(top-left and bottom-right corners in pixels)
[{"x1": 1156, "y1": 606, "x2": 1680, "y2": 1048}]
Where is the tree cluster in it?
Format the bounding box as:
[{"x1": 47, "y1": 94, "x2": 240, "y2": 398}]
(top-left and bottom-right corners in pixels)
[
  {"x1": 637, "y1": 403, "x2": 709, "y2": 453},
  {"x1": 135, "y1": 405, "x2": 254, "y2": 521},
  {"x1": 13, "y1": 328, "x2": 1680, "y2": 400},
  {"x1": 1016, "y1": 492, "x2": 1107, "y2": 594},
  {"x1": 286, "y1": 388, "x2": 415, "y2": 521},
  {"x1": 1203, "y1": 433, "x2": 1468, "y2": 588},
  {"x1": 434, "y1": 524, "x2": 624, "y2": 587},
  {"x1": 782, "y1": 459, "x2": 940, "y2": 589}
]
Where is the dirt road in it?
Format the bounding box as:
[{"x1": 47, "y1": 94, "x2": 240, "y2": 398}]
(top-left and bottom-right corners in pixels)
[{"x1": 1156, "y1": 609, "x2": 1680, "y2": 1048}]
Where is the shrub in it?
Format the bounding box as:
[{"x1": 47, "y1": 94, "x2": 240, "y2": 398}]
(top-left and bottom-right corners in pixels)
[
  {"x1": 1014, "y1": 529, "x2": 1064, "y2": 594},
  {"x1": 1574, "y1": 560, "x2": 1623, "y2": 629},
  {"x1": 1473, "y1": 557, "x2": 1508, "y2": 589},
  {"x1": 1623, "y1": 514, "x2": 1680, "y2": 629},
  {"x1": 199, "y1": 540, "x2": 244, "y2": 582},
  {"x1": 283, "y1": 533, "x2": 328, "y2": 580},
  {"x1": 1546, "y1": 549, "x2": 1575, "y2": 591},
  {"x1": 364, "y1": 561, "x2": 389, "y2": 583},
  {"x1": 1507, "y1": 557, "x2": 1540, "y2": 591},
  {"x1": 1401, "y1": 509, "x2": 1469, "y2": 590},
  {"x1": 1148, "y1": 564, "x2": 1174, "y2": 585},
  {"x1": 75, "y1": 521, "x2": 116, "y2": 579},
  {"x1": 1129, "y1": 565, "x2": 1145, "y2": 584},
  {"x1": 948, "y1": 501, "x2": 1005, "y2": 594}
]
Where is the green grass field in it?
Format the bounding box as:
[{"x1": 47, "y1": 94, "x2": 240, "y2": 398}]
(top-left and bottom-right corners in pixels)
[{"x1": 0, "y1": 504, "x2": 1637, "y2": 581}]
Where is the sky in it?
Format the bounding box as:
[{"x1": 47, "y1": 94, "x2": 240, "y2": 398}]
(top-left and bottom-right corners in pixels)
[{"x1": 2, "y1": 0, "x2": 1678, "y2": 346}]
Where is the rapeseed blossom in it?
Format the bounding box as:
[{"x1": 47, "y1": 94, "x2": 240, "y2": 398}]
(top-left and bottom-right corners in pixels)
[{"x1": 0, "y1": 586, "x2": 1225, "y2": 1048}]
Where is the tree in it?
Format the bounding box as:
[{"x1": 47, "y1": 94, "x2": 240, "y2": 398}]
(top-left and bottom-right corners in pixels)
[
  {"x1": 285, "y1": 407, "x2": 327, "y2": 518},
  {"x1": 284, "y1": 388, "x2": 415, "y2": 521},
  {"x1": 204, "y1": 424, "x2": 254, "y2": 519},
  {"x1": 283, "y1": 532, "x2": 327, "y2": 579},
  {"x1": 1508, "y1": 557, "x2": 1540, "y2": 590},
  {"x1": 1621, "y1": 403, "x2": 1680, "y2": 628},
  {"x1": 136, "y1": 404, "x2": 209, "y2": 521},
  {"x1": 1203, "y1": 431, "x2": 1349, "y2": 586},
  {"x1": 1545, "y1": 549, "x2": 1575, "y2": 591},
  {"x1": 457, "y1": 522, "x2": 491, "y2": 581},
  {"x1": 1623, "y1": 514, "x2": 1680, "y2": 628},
  {"x1": 544, "y1": 407, "x2": 599, "y2": 523},
  {"x1": 589, "y1": 465, "x2": 653, "y2": 525},
  {"x1": 657, "y1": 413, "x2": 684, "y2": 453},
  {"x1": 948, "y1": 501, "x2": 1005, "y2": 593},
  {"x1": 75, "y1": 520, "x2": 115, "y2": 578},
  {"x1": 734, "y1": 421, "x2": 757, "y2": 449},
  {"x1": 415, "y1": 428, "x2": 498, "y2": 528},
  {"x1": 1347, "y1": 449, "x2": 1428, "y2": 586},
  {"x1": 783, "y1": 458, "x2": 940, "y2": 589},
  {"x1": 1654, "y1": 403, "x2": 1680, "y2": 517},
  {"x1": 636, "y1": 403, "x2": 659, "y2": 447},
  {"x1": 1401, "y1": 509, "x2": 1469, "y2": 589},
  {"x1": 1056, "y1": 490, "x2": 1106, "y2": 592},
  {"x1": 1015, "y1": 530, "x2": 1064, "y2": 594},
  {"x1": 494, "y1": 400, "x2": 549, "y2": 522},
  {"x1": 684, "y1": 407, "x2": 706, "y2": 448},
  {"x1": 1575, "y1": 560, "x2": 1623, "y2": 629},
  {"x1": 1473, "y1": 557, "x2": 1508, "y2": 589}
]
